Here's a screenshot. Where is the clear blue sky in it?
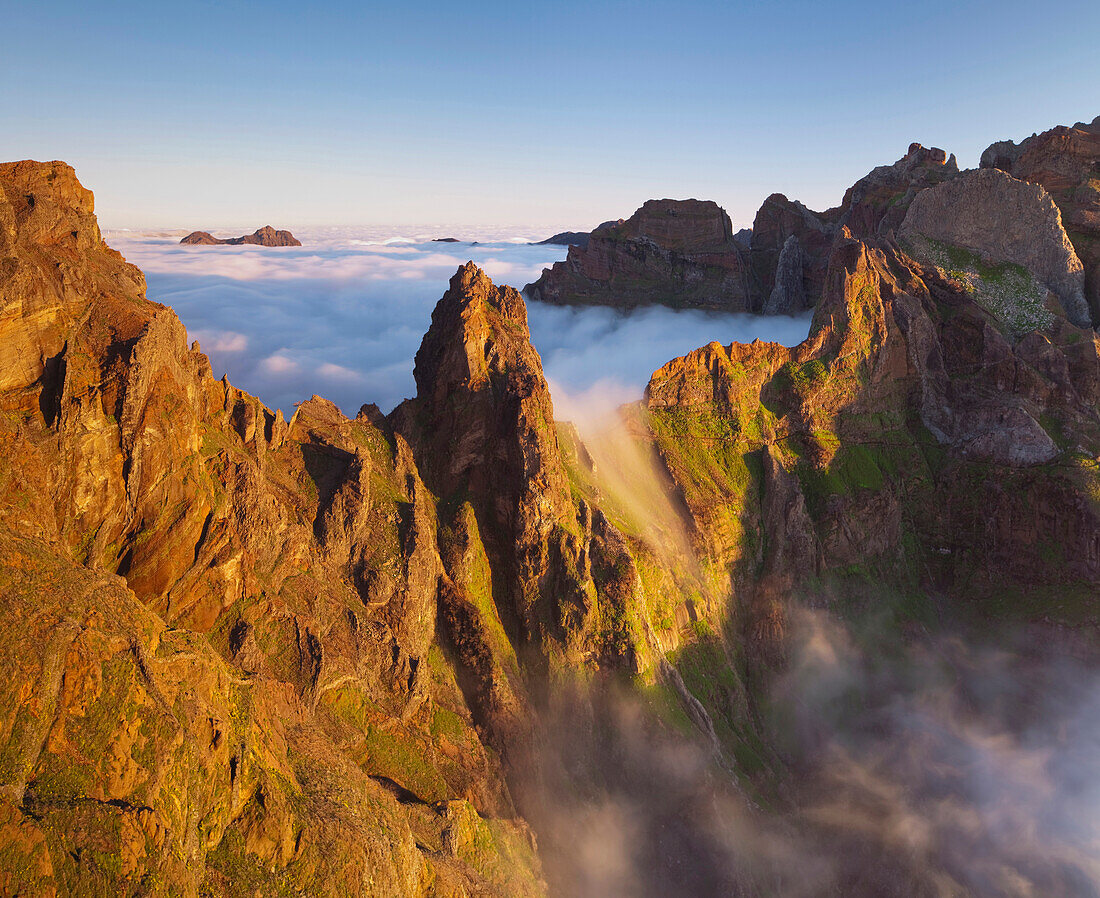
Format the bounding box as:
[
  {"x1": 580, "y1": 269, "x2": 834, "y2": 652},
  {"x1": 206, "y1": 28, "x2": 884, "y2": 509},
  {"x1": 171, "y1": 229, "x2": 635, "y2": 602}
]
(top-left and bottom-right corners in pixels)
[{"x1": 4, "y1": 0, "x2": 1099, "y2": 228}]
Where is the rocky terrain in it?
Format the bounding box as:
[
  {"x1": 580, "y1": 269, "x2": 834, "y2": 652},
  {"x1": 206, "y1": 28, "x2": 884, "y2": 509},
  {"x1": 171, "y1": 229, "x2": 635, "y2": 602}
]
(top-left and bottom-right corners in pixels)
[
  {"x1": 526, "y1": 199, "x2": 756, "y2": 311},
  {"x1": 981, "y1": 115, "x2": 1100, "y2": 323},
  {"x1": 3, "y1": 116, "x2": 1100, "y2": 895},
  {"x1": 532, "y1": 231, "x2": 592, "y2": 248},
  {"x1": 180, "y1": 226, "x2": 301, "y2": 246},
  {"x1": 527, "y1": 144, "x2": 961, "y2": 314}
]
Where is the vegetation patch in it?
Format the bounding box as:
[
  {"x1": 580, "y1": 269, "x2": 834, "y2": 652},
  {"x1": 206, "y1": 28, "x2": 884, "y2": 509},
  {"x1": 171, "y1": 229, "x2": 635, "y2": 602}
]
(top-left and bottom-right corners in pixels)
[{"x1": 917, "y1": 237, "x2": 1054, "y2": 334}]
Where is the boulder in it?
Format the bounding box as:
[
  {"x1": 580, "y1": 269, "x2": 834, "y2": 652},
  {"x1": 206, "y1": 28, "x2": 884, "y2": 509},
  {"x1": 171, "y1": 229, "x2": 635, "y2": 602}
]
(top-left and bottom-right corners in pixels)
[
  {"x1": 981, "y1": 116, "x2": 1100, "y2": 322},
  {"x1": 899, "y1": 167, "x2": 1091, "y2": 327}
]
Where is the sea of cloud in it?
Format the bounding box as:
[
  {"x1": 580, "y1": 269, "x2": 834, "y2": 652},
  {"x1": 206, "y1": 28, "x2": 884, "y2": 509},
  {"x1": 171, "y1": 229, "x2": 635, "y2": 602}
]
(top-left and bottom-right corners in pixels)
[{"x1": 105, "y1": 227, "x2": 811, "y2": 419}]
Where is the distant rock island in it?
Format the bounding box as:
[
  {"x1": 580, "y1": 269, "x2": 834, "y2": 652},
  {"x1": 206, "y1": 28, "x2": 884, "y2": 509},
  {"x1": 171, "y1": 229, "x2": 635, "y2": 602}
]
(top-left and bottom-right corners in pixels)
[
  {"x1": 532, "y1": 222, "x2": 624, "y2": 250},
  {"x1": 180, "y1": 225, "x2": 301, "y2": 246}
]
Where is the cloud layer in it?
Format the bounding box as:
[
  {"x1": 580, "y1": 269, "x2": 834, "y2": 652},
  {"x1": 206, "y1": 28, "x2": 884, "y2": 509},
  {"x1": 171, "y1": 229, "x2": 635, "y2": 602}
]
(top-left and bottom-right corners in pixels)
[{"x1": 107, "y1": 228, "x2": 810, "y2": 419}]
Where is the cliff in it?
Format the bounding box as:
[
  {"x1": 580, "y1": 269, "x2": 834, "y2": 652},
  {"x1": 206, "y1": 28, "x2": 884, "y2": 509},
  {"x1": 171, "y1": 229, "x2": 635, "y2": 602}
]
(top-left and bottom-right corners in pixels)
[
  {"x1": 526, "y1": 145, "x2": 959, "y2": 316},
  {"x1": 525, "y1": 199, "x2": 757, "y2": 311},
  {"x1": 5, "y1": 139, "x2": 1100, "y2": 895},
  {"x1": 0, "y1": 162, "x2": 545, "y2": 896},
  {"x1": 981, "y1": 115, "x2": 1100, "y2": 323}
]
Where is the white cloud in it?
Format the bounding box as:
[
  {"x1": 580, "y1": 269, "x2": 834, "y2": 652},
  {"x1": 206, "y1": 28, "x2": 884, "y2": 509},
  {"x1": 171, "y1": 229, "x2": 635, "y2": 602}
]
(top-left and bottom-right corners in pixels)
[
  {"x1": 108, "y1": 229, "x2": 810, "y2": 417},
  {"x1": 317, "y1": 362, "x2": 365, "y2": 382},
  {"x1": 192, "y1": 329, "x2": 248, "y2": 352},
  {"x1": 260, "y1": 353, "x2": 300, "y2": 375}
]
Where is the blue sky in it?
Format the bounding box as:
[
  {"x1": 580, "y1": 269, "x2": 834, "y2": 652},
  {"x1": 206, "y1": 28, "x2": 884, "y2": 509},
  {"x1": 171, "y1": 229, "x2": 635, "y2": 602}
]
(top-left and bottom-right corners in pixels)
[{"x1": 4, "y1": 0, "x2": 1099, "y2": 228}]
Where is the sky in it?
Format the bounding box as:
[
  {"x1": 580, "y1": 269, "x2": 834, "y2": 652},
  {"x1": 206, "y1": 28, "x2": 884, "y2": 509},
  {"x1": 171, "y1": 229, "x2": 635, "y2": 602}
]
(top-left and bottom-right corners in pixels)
[{"x1": 5, "y1": 0, "x2": 1100, "y2": 229}]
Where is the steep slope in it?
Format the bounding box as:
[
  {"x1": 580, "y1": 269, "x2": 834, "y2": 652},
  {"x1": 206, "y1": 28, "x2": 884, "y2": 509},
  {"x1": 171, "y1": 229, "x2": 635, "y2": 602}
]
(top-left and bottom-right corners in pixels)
[
  {"x1": 6, "y1": 144, "x2": 1100, "y2": 895},
  {"x1": 750, "y1": 143, "x2": 958, "y2": 313},
  {"x1": 0, "y1": 162, "x2": 544, "y2": 897},
  {"x1": 981, "y1": 115, "x2": 1100, "y2": 322},
  {"x1": 646, "y1": 226, "x2": 1100, "y2": 656}
]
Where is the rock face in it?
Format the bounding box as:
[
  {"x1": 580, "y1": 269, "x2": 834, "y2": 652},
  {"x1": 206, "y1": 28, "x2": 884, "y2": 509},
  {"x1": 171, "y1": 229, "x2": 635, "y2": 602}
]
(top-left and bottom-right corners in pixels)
[
  {"x1": 7, "y1": 133, "x2": 1100, "y2": 896},
  {"x1": 647, "y1": 227, "x2": 1100, "y2": 600},
  {"x1": 394, "y1": 263, "x2": 646, "y2": 689},
  {"x1": 529, "y1": 145, "x2": 958, "y2": 315},
  {"x1": 180, "y1": 225, "x2": 301, "y2": 246},
  {"x1": 749, "y1": 143, "x2": 958, "y2": 310},
  {"x1": 836, "y1": 142, "x2": 958, "y2": 238},
  {"x1": 981, "y1": 116, "x2": 1100, "y2": 322},
  {"x1": 0, "y1": 163, "x2": 546, "y2": 896},
  {"x1": 749, "y1": 193, "x2": 835, "y2": 306},
  {"x1": 899, "y1": 167, "x2": 1091, "y2": 326},
  {"x1": 525, "y1": 199, "x2": 757, "y2": 311},
  {"x1": 762, "y1": 234, "x2": 808, "y2": 314}
]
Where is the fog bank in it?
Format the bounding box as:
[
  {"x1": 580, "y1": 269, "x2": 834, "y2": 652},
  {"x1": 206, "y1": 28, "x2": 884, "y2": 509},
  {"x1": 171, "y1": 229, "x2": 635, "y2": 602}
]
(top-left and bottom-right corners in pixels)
[
  {"x1": 524, "y1": 611, "x2": 1100, "y2": 897},
  {"x1": 107, "y1": 229, "x2": 810, "y2": 417}
]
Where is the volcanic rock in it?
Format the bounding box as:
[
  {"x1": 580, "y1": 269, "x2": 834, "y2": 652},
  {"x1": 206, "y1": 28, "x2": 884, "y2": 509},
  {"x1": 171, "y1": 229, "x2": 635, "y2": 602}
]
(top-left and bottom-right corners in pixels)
[
  {"x1": 763, "y1": 234, "x2": 808, "y2": 314},
  {"x1": 836, "y1": 141, "x2": 958, "y2": 238},
  {"x1": 749, "y1": 143, "x2": 957, "y2": 310},
  {"x1": 393, "y1": 263, "x2": 643, "y2": 685},
  {"x1": 525, "y1": 199, "x2": 756, "y2": 311},
  {"x1": 899, "y1": 167, "x2": 1091, "y2": 327},
  {"x1": 533, "y1": 230, "x2": 590, "y2": 248},
  {"x1": 647, "y1": 227, "x2": 1100, "y2": 597},
  {"x1": 180, "y1": 224, "x2": 301, "y2": 246},
  {"x1": 981, "y1": 115, "x2": 1100, "y2": 322},
  {"x1": 0, "y1": 162, "x2": 547, "y2": 896}
]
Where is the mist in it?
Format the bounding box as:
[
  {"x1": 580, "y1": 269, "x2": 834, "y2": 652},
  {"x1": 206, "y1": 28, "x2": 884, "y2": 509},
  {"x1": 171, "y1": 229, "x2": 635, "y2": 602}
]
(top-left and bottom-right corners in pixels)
[
  {"x1": 106, "y1": 228, "x2": 810, "y2": 418},
  {"x1": 522, "y1": 609, "x2": 1100, "y2": 897}
]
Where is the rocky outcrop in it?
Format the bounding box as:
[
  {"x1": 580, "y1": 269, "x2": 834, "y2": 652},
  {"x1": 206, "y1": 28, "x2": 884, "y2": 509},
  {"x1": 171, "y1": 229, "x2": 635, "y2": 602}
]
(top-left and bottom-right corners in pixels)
[
  {"x1": 180, "y1": 225, "x2": 301, "y2": 246},
  {"x1": 763, "y1": 234, "x2": 808, "y2": 314},
  {"x1": 647, "y1": 227, "x2": 1100, "y2": 606},
  {"x1": 981, "y1": 116, "x2": 1100, "y2": 322},
  {"x1": 0, "y1": 163, "x2": 545, "y2": 896},
  {"x1": 8, "y1": 128, "x2": 1100, "y2": 895},
  {"x1": 899, "y1": 167, "x2": 1091, "y2": 327},
  {"x1": 836, "y1": 142, "x2": 958, "y2": 238},
  {"x1": 394, "y1": 263, "x2": 647, "y2": 689},
  {"x1": 749, "y1": 143, "x2": 957, "y2": 311},
  {"x1": 528, "y1": 146, "x2": 958, "y2": 317},
  {"x1": 525, "y1": 199, "x2": 757, "y2": 311},
  {"x1": 749, "y1": 193, "x2": 835, "y2": 306}
]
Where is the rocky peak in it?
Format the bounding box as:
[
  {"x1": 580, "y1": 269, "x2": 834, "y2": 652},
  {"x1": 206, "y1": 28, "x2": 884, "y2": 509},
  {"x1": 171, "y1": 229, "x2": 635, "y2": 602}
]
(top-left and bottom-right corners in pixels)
[
  {"x1": 525, "y1": 200, "x2": 754, "y2": 311},
  {"x1": 611, "y1": 198, "x2": 734, "y2": 252},
  {"x1": 837, "y1": 142, "x2": 958, "y2": 239},
  {"x1": 412, "y1": 261, "x2": 536, "y2": 406},
  {"x1": 399, "y1": 263, "x2": 595, "y2": 661},
  {"x1": 749, "y1": 193, "x2": 835, "y2": 306},
  {"x1": 980, "y1": 115, "x2": 1100, "y2": 322}
]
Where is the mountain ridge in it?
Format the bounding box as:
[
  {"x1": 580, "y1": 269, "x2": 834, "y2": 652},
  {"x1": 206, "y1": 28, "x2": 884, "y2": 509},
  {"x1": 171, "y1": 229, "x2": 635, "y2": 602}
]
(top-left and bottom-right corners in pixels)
[{"x1": 3, "y1": 116, "x2": 1100, "y2": 894}]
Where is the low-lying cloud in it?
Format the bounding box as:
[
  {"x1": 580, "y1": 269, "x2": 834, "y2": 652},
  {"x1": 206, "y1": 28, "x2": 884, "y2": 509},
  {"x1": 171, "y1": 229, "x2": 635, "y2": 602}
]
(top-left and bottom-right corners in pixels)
[
  {"x1": 524, "y1": 609, "x2": 1100, "y2": 897},
  {"x1": 107, "y1": 228, "x2": 811, "y2": 418}
]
